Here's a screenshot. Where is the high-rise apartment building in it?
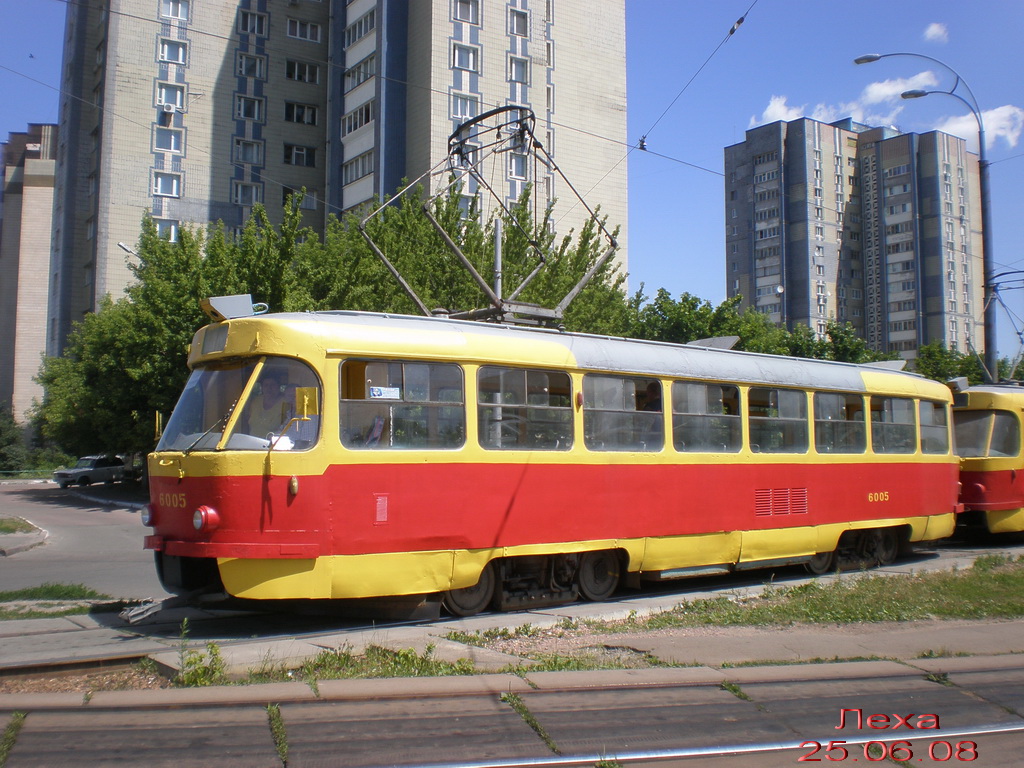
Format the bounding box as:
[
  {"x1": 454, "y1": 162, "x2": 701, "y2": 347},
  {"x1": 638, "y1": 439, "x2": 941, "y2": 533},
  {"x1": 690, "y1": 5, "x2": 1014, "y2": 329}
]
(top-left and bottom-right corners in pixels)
[
  {"x1": 724, "y1": 116, "x2": 983, "y2": 361},
  {"x1": 49, "y1": 0, "x2": 628, "y2": 356},
  {"x1": 0, "y1": 125, "x2": 58, "y2": 424}
]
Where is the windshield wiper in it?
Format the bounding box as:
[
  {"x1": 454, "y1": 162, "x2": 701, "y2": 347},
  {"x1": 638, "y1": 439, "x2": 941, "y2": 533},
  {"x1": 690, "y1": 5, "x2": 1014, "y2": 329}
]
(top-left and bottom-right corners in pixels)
[{"x1": 183, "y1": 400, "x2": 238, "y2": 455}]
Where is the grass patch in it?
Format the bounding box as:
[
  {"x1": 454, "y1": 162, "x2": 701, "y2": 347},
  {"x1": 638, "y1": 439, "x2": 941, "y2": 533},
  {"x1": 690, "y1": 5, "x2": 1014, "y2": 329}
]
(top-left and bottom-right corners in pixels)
[
  {"x1": 240, "y1": 644, "x2": 478, "y2": 686},
  {"x1": 296, "y1": 644, "x2": 476, "y2": 680},
  {"x1": 0, "y1": 583, "x2": 107, "y2": 602},
  {"x1": 0, "y1": 583, "x2": 120, "y2": 621},
  {"x1": 0, "y1": 518, "x2": 34, "y2": 535},
  {"x1": 583, "y1": 557, "x2": 1024, "y2": 631},
  {"x1": 502, "y1": 649, "x2": 671, "y2": 674},
  {"x1": 444, "y1": 623, "x2": 542, "y2": 647}
]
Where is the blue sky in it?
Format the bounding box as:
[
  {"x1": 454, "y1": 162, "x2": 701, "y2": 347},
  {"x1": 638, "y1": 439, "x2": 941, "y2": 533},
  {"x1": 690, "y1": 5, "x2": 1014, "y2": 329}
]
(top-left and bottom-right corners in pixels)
[{"x1": 3, "y1": 0, "x2": 1023, "y2": 355}]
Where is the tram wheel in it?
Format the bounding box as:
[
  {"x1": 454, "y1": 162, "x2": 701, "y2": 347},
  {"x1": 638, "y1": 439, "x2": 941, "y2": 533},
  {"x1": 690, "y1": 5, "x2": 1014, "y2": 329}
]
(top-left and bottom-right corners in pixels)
[
  {"x1": 875, "y1": 529, "x2": 899, "y2": 566},
  {"x1": 578, "y1": 550, "x2": 621, "y2": 601},
  {"x1": 443, "y1": 563, "x2": 496, "y2": 617},
  {"x1": 805, "y1": 550, "x2": 836, "y2": 575}
]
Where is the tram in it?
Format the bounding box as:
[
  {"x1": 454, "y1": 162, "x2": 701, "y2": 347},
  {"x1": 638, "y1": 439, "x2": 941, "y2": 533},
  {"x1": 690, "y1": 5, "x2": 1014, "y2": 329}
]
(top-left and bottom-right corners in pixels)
[
  {"x1": 142, "y1": 298, "x2": 960, "y2": 615},
  {"x1": 953, "y1": 383, "x2": 1024, "y2": 534}
]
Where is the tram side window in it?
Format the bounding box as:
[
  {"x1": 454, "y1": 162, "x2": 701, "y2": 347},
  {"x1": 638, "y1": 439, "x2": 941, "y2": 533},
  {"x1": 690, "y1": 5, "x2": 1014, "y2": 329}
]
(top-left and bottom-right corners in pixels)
[
  {"x1": 583, "y1": 375, "x2": 663, "y2": 452},
  {"x1": 813, "y1": 392, "x2": 866, "y2": 454},
  {"x1": 672, "y1": 381, "x2": 740, "y2": 452},
  {"x1": 478, "y1": 367, "x2": 573, "y2": 450},
  {"x1": 228, "y1": 357, "x2": 322, "y2": 451},
  {"x1": 339, "y1": 360, "x2": 465, "y2": 449},
  {"x1": 953, "y1": 410, "x2": 1021, "y2": 458},
  {"x1": 747, "y1": 387, "x2": 808, "y2": 453},
  {"x1": 919, "y1": 400, "x2": 950, "y2": 454},
  {"x1": 870, "y1": 396, "x2": 916, "y2": 454}
]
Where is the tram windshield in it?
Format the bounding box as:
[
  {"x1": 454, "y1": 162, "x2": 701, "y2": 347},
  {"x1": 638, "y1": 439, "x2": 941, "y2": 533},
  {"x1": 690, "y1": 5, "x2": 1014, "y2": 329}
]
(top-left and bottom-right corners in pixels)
[
  {"x1": 953, "y1": 410, "x2": 1020, "y2": 458},
  {"x1": 157, "y1": 357, "x2": 321, "y2": 452}
]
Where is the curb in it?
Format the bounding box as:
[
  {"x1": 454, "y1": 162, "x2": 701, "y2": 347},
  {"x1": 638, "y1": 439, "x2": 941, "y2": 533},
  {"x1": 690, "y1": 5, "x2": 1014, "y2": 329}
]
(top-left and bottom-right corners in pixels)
[
  {"x1": 1, "y1": 653, "x2": 1020, "y2": 713},
  {"x1": 0, "y1": 529, "x2": 48, "y2": 557}
]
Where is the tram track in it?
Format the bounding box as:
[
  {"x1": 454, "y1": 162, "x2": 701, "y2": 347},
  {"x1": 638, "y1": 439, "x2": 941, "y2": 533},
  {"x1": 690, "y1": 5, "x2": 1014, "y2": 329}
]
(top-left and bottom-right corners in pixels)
[{"x1": 3, "y1": 536, "x2": 1024, "y2": 686}]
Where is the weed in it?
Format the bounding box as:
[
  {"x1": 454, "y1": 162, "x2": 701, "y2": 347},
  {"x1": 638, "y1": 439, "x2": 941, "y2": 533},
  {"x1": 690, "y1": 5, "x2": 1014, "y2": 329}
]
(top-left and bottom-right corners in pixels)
[
  {"x1": 720, "y1": 681, "x2": 752, "y2": 701},
  {"x1": 175, "y1": 619, "x2": 228, "y2": 687},
  {"x1": 266, "y1": 703, "x2": 288, "y2": 765},
  {"x1": 501, "y1": 692, "x2": 559, "y2": 755},
  {"x1": 925, "y1": 671, "x2": 953, "y2": 687},
  {"x1": 0, "y1": 712, "x2": 26, "y2": 768}
]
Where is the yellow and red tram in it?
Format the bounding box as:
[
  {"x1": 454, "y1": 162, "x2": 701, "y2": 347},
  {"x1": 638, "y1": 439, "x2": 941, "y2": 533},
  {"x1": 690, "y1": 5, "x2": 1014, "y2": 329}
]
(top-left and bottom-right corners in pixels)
[
  {"x1": 953, "y1": 384, "x2": 1024, "y2": 534},
  {"x1": 143, "y1": 303, "x2": 959, "y2": 615}
]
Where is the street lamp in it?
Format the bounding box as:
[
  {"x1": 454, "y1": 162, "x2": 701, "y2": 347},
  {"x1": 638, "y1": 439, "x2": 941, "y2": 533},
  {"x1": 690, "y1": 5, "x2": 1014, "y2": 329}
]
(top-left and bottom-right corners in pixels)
[{"x1": 855, "y1": 52, "x2": 997, "y2": 381}]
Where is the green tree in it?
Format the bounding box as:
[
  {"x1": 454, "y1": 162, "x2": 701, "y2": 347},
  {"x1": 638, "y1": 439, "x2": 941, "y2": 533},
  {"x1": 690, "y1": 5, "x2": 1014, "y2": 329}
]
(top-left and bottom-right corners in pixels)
[
  {"x1": 0, "y1": 408, "x2": 30, "y2": 472},
  {"x1": 34, "y1": 187, "x2": 630, "y2": 456}
]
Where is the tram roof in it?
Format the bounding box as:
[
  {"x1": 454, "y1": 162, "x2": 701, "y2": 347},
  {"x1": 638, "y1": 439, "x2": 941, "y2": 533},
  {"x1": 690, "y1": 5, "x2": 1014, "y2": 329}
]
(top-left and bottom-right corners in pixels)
[{"x1": 228, "y1": 310, "x2": 942, "y2": 396}]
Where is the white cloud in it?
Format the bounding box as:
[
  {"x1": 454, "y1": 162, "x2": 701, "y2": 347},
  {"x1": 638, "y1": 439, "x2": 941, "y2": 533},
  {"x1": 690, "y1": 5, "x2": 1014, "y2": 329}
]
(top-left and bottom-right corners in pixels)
[
  {"x1": 747, "y1": 76, "x2": 1024, "y2": 153},
  {"x1": 924, "y1": 23, "x2": 949, "y2": 43},
  {"x1": 934, "y1": 105, "x2": 1024, "y2": 151},
  {"x1": 860, "y1": 71, "x2": 939, "y2": 105},
  {"x1": 748, "y1": 95, "x2": 804, "y2": 128}
]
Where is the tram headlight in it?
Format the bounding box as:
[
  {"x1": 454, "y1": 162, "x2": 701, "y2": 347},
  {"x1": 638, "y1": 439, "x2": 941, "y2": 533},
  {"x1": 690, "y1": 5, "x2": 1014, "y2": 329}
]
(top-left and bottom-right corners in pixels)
[
  {"x1": 140, "y1": 504, "x2": 154, "y2": 526},
  {"x1": 192, "y1": 505, "x2": 220, "y2": 532}
]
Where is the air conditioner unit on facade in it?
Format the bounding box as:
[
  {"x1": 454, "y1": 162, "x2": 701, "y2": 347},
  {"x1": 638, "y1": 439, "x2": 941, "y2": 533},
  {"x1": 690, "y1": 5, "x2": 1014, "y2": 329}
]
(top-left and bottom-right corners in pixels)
[{"x1": 162, "y1": 103, "x2": 176, "y2": 113}]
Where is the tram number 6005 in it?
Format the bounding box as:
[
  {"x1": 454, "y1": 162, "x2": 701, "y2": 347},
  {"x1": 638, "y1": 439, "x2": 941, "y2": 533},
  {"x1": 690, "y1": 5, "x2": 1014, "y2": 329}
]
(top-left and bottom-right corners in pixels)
[
  {"x1": 159, "y1": 492, "x2": 188, "y2": 509},
  {"x1": 867, "y1": 491, "x2": 890, "y2": 503}
]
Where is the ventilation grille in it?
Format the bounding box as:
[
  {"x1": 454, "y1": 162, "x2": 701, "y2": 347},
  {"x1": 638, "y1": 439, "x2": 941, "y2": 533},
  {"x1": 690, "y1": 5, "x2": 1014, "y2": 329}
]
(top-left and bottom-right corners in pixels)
[{"x1": 755, "y1": 487, "x2": 808, "y2": 517}]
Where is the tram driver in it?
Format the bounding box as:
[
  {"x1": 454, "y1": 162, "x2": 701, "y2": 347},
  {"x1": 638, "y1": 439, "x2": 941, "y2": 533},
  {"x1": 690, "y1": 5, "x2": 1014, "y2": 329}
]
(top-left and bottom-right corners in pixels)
[{"x1": 237, "y1": 362, "x2": 320, "y2": 450}]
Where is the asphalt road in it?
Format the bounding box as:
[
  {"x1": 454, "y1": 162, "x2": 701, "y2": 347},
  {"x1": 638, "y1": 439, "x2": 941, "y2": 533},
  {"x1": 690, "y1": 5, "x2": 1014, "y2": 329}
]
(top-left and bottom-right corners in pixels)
[{"x1": 0, "y1": 482, "x2": 169, "y2": 599}]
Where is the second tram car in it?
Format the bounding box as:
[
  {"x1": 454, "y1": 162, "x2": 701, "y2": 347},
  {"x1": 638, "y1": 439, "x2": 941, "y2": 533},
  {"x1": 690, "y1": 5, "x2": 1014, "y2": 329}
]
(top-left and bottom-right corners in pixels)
[
  {"x1": 143, "y1": 302, "x2": 960, "y2": 615},
  {"x1": 953, "y1": 384, "x2": 1024, "y2": 534}
]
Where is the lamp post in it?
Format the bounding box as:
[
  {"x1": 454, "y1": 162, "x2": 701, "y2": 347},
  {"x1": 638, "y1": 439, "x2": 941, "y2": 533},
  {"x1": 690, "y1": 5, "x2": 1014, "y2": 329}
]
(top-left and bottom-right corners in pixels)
[{"x1": 855, "y1": 53, "x2": 997, "y2": 381}]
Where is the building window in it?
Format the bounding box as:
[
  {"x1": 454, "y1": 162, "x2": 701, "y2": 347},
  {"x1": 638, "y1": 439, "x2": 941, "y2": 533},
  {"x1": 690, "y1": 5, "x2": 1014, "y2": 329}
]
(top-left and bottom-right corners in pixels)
[
  {"x1": 342, "y1": 100, "x2": 374, "y2": 135},
  {"x1": 160, "y1": 0, "x2": 189, "y2": 21},
  {"x1": 153, "y1": 172, "x2": 181, "y2": 198},
  {"x1": 509, "y1": 56, "x2": 529, "y2": 84},
  {"x1": 237, "y1": 53, "x2": 265, "y2": 79},
  {"x1": 155, "y1": 219, "x2": 179, "y2": 242},
  {"x1": 344, "y1": 9, "x2": 375, "y2": 46},
  {"x1": 452, "y1": 93, "x2": 479, "y2": 120},
  {"x1": 342, "y1": 150, "x2": 374, "y2": 185},
  {"x1": 509, "y1": 153, "x2": 527, "y2": 179},
  {"x1": 453, "y1": 44, "x2": 479, "y2": 72},
  {"x1": 454, "y1": 0, "x2": 479, "y2": 24},
  {"x1": 159, "y1": 39, "x2": 187, "y2": 64},
  {"x1": 284, "y1": 102, "x2": 318, "y2": 125},
  {"x1": 284, "y1": 187, "x2": 318, "y2": 210},
  {"x1": 157, "y1": 83, "x2": 184, "y2": 108},
  {"x1": 287, "y1": 19, "x2": 322, "y2": 43},
  {"x1": 238, "y1": 11, "x2": 267, "y2": 36},
  {"x1": 234, "y1": 139, "x2": 262, "y2": 164},
  {"x1": 286, "y1": 60, "x2": 319, "y2": 84},
  {"x1": 509, "y1": 8, "x2": 528, "y2": 36},
  {"x1": 284, "y1": 144, "x2": 316, "y2": 167},
  {"x1": 232, "y1": 181, "x2": 261, "y2": 206},
  {"x1": 345, "y1": 55, "x2": 376, "y2": 92},
  {"x1": 154, "y1": 127, "x2": 183, "y2": 153},
  {"x1": 235, "y1": 96, "x2": 263, "y2": 120}
]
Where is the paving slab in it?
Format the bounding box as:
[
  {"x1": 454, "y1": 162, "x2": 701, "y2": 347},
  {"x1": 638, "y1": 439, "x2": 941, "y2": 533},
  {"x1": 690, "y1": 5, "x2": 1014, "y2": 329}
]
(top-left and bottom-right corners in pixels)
[
  {"x1": 5, "y1": 706, "x2": 280, "y2": 767},
  {"x1": 515, "y1": 684, "x2": 793, "y2": 758},
  {"x1": 738, "y1": 674, "x2": 1023, "y2": 740},
  {"x1": 280, "y1": 693, "x2": 551, "y2": 767}
]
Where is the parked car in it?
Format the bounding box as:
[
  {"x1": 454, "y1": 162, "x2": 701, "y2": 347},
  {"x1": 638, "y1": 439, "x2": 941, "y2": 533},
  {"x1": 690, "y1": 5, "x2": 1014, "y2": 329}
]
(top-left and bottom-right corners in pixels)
[{"x1": 53, "y1": 456, "x2": 126, "y2": 488}]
